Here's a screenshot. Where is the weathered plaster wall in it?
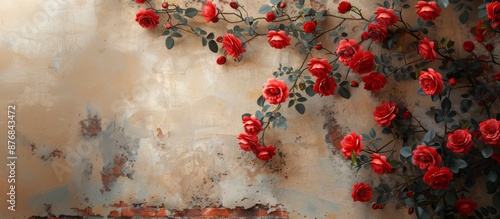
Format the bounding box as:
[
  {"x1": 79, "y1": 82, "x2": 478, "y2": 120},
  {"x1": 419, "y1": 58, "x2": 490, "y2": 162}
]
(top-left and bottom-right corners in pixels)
[{"x1": 0, "y1": 0, "x2": 496, "y2": 218}]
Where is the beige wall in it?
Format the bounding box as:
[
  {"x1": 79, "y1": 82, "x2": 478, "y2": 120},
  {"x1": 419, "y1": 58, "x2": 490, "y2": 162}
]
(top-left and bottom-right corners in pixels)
[{"x1": 0, "y1": 0, "x2": 495, "y2": 218}]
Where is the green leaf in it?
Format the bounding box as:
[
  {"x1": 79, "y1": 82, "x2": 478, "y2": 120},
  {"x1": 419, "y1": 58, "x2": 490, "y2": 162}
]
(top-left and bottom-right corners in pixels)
[
  {"x1": 449, "y1": 158, "x2": 467, "y2": 173},
  {"x1": 208, "y1": 40, "x2": 218, "y2": 53},
  {"x1": 172, "y1": 32, "x2": 182, "y2": 38},
  {"x1": 305, "y1": 85, "x2": 316, "y2": 97},
  {"x1": 255, "y1": 111, "x2": 263, "y2": 120},
  {"x1": 257, "y1": 95, "x2": 265, "y2": 107},
  {"x1": 459, "y1": 11, "x2": 469, "y2": 24},
  {"x1": 400, "y1": 146, "x2": 413, "y2": 158},
  {"x1": 201, "y1": 37, "x2": 207, "y2": 46},
  {"x1": 338, "y1": 87, "x2": 351, "y2": 99},
  {"x1": 437, "y1": 0, "x2": 449, "y2": 8},
  {"x1": 295, "y1": 103, "x2": 305, "y2": 114},
  {"x1": 369, "y1": 128, "x2": 376, "y2": 138},
  {"x1": 175, "y1": 6, "x2": 183, "y2": 14},
  {"x1": 482, "y1": 147, "x2": 493, "y2": 158},
  {"x1": 206, "y1": 32, "x2": 215, "y2": 40},
  {"x1": 445, "y1": 191, "x2": 458, "y2": 206},
  {"x1": 185, "y1": 8, "x2": 198, "y2": 18},
  {"x1": 487, "y1": 171, "x2": 498, "y2": 182},
  {"x1": 173, "y1": 13, "x2": 182, "y2": 20},
  {"x1": 493, "y1": 192, "x2": 500, "y2": 208},
  {"x1": 460, "y1": 99, "x2": 472, "y2": 113},
  {"x1": 423, "y1": 129, "x2": 436, "y2": 144},
  {"x1": 417, "y1": 207, "x2": 431, "y2": 219},
  {"x1": 165, "y1": 37, "x2": 174, "y2": 49},
  {"x1": 258, "y1": 4, "x2": 273, "y2": 14}
]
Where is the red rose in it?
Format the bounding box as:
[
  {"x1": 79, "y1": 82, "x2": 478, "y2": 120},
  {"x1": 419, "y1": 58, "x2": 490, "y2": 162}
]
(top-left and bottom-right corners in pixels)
[
  {"x1": 307, "y1": 58, "x2": 332, "y2": 77},
  {"x1": 351, "y1": 182, "x2": 372, "y2": 202},
  {"x1": 135, "y1": 9, "x2": 160, "y2": 29},
  {"x1": 202, "y1": 0, "x2": 218, "y2": 23},
  {"x1": 266, "y1": 11, "x2": 276, "y2": 22},
  {"x1": 374, "y1": 7, "x2": 399, "y2": 27},
  {"x1": 373, "y1": 102, "x2": 398, "y2": 127},
  {"x1": 418, "y1": 37, "x2": 436, "y2": 61},
  {"x1": 216, "y1": 56, "x2": 226, "y2": 65},
  {"x1": 362, "y1": 72, "x2": 387, "y2": 93},
  {"x1": 237, "y1": 133, "x2": 260, "y2": 152},
  {"x1": 350, "y1": 81, "x2": 359, "y2": 87},
  {"x1": 222, "y1": 33, "x2": 246, "y2": 58},
  {"x1": 338, "y1": 1, "x2": 352, "y2": 14},
  {"x1": 446, "y1": 129, "x2": 474, "y2": 154},
  {"x1": 336, "y1": 39, "x2": 361, "y2": 66},
  {"x1": 403, "y1": 110, "x2": 412, "y2": 120},
  {"x1": 492, "y1": 152, "x2": 500, "y2": 164},
  {"x1": 242, "y1": 115, "x2": 262, "y2": 136},
  {"x1": 349, "y1": 50, "x2": 375, "y2": 74},
  {"x1": 479, "y1": 119, "x2": 500, "y2": 147},
  {"x1": 476, "y1": 21, "x2": 486, "y2": 42},
  {"x1": 462, "y1": 41, "x2": 475, "y2": 52},
  {"x1": 364, "y1": 23, "x2": 388, "y2": 43},
  {"x1": 256, "y1": 146, "x2": 276, "y2": 161},
  {"x1": 262, "y1": 78, "x2": 290, "y2": 105},
  {"x1": 412, "y1": 145, "x2": 442, "y2": 170},
  {"x1": 136, "y1": 0, "x2": 146, "y2": 4},
  {"x1": 313, "y1": 76, "x2": 337, "y2": 96},
  {"x1": 486, "y1": 2, "x2": 500, "y2": 21},
  {"x1": 415, "y1": 1, "x2": 441, "y2": 21},
  {"x1": 341, "y1": 132, "x2": 363, "y2": 159},
  {"x1": 419, "y1": 68, "x2": 444, "y2": 96},
  {"x1": 449, "y1": 78, "x2": 456, "y2": 86},
  {"x1": 486, "y1": 43, "x2": 494, "y2": 52},
  {"x1": 495, "y1": 72, "x2": 500, "y2": 81},
  {"x1": 423, "y1": 167, "x2": 453, "y2": 190},
  {"x1": 267, "y1": 31, "x2": 291, "y2": 49},
  {"x1": 303, "y1": 21, "x2": 317, "y2": 34},
  {"x1": 455, "y1": 198, "x2": 477, "y2": 216},
  {"x1": 370, "y1": 153, "x2": 393, "y2": 174},
  {"x1": 229, "y1": 1, "x2": 239, "y2": 9}
]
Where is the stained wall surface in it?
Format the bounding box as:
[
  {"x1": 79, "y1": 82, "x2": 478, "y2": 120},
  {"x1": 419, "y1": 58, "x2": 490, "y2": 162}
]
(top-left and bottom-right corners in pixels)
[{"x1": 0, "y1": 0, "x2": 494, "y2": 218}]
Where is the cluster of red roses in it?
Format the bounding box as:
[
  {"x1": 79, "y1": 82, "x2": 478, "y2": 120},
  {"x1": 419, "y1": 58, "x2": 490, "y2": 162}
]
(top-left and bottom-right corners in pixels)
[{"x1": 348, "y1": 103, "x2": 500, "y2": 216}]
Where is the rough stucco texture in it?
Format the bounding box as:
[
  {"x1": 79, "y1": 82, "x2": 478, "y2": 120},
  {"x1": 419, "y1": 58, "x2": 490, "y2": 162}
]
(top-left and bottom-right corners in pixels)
[{"x1": 0, "y1": 0, "x2": 492, "y2": 218}]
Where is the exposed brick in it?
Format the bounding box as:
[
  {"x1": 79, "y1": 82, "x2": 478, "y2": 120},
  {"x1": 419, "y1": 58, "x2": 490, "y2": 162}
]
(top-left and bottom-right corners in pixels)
[
  {"x1": 121, "y1": 208, "x2": 134, "y2": 217},
  {"x1": 233, "y1": 206, "x2": 268, "y2": 216},
  {"x1": 156, "y1": 208, "x2": 167, "y2": 217},
  {"x1": 111, "y1": 201, "x2": 129, "y2": 207},
  {"x1": 202, "y1": 208, "x2": 232, "y2": 217},
  {"x1": 108, "y1": 210, "x2": 120, "y2": 218}
]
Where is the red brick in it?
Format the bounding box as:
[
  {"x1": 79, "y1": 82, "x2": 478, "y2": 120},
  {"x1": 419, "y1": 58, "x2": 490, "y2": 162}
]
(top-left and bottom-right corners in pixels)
[
  {"x1": 156, "y1": 208, "x2": 167, "y2": 217},
  {"x1": 108, "y1": 210, "x2": 120, "y2": 218},
  {"x1": 202, "y1": 208, "x2": 232, "y2": 216},
  {"x1": 269, "y1": 209, "x2": 289, "y2": 216},
  {"x1": 111, "y1": 201, "x2": 129, "y2": 207},
  {"x1": 121, "y1": 208, "x2": 134, "y2": 217}
]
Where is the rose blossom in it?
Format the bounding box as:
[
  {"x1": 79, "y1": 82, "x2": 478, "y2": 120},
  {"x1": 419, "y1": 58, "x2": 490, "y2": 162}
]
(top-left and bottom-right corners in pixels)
[
  {"x1": 419, "y1": 68, "x2": 444, "y2": 96},
  {"x1": 349, "y1": 50, "x2": 375, "y2": 74},
  {"x1": 423, "y1": 167, "x2": 453, "y2": 190},
  {"x1": 262, "y1": 78, "x2": 289, "y2": 104},
  {"x1": 266, "y1": 11, "x2": 276, "y2": 22},
  {"x1": 455, "y1": 199, "x2": 477, "y2": 215},
  {"x1": 418, "y1": 37, "x2": 436, "y2": 61},
  {"x1": 487, "y1": 2, "x2": 500, "y2": 28},
  {"x1": 462, "y1": 41, "x2": 475, "y2": 52},
  {"x1": 136, "y1": 0, "x2": 146, "y2": 4},
  {"x1": 362, "y1": 72, "x2": 387, "y2": 93},
  {"x1": 370, "y1": 153, "x2": 393, "y2": 174},
  {"x1": 336, "y1": 39, "x2": 361, "y2": 66},
  {"x1": 479, "y1": 119, "x2": 500, "y2": 147},
  {"x1": 446, "y1": 129, "x2": 474, "y2": 154},
  {"x1": 374, "y1": 7, "x2": 399, "y2": 27},
  {"x1": 135, "y1": 9, "x2": 160, "y2": 29},
  {"x1": 338, "y1": 1, "x2": 352, "y2": 14},
  {"x1": 364, "y1": 23, "x2": 388, "y2": 43},
  {"x1": 307, "y1": 58, "x2": 332, "y2": 77},
  {"x1": 256, "y1": 146, "x2": 276, "y2": 161},
  {"x1": 351, "y1": 182, "x2": 372, "y2": 202},
  {"x1": 237, "y1": 133, "x2": 260, "y2": 152},
  {"x1": 222, "y1": 33, "x2": 246, "y2": 58},
  {"x1": 242, "y1": 115, "x2": 262, "y2": 136},
  {"x1": 313, "y1": 76, "x2": 337, "y2": 96},
  {"x1": 267, "y1": 31, "x2": 291, "y2": 49},
  {"x1": 303, "y1": 21, "x2": 316, "y2": 34},
  {"x1": 202, "y1": 0, "x2": 218, "y2": 23},
  {"x1": 373, "y1": 102, "x2": 398, "y2": 127},
  {"x1": 412, "y1": 145, "x2": 442, "y2": 170},
  {"x1": 341, "y1": 132, "x2": 363, "y2": 159},
  {"x1": 415, "y1": 1, "x2": 441, "y2": 21}
]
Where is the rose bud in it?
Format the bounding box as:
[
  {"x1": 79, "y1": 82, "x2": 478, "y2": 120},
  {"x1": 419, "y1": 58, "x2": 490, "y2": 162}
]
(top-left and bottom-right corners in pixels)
[
  {"x1": 495, "y1": 72, "x2": 500, "y2": 82},
  {"x1": 377, "y1": 204, "x2": 383, "y2": 209},
  {"x1": 266, "y1": 11, "x2": 276, "y2": 22},
  {"x1": 338, "y1": 1, "x2": 352, "y2": 14},
  {"x1": 462, "y1": 41, "x2": 475, "y2": 52},
  {"x1": 165, "y1": 22, "x2": 172, "y2": 29},
  {"x1": 408, "y1": 207, "x2": 414, "y2": 215},
  {"x1": 372, "y1": 204, "x2": 378, "y2": 210},
  {"x1": 216, "y1": 56, "x2": 226, "y2": 65},
  {"x1": 315, "y1": 43, "x2": 322, "y2": 50},
  {"x1": 211, "y1": 16, "x2": 219, "y2": 23},
  {"x1": 279, "y1": 1, "x2": 286, "y2": 8},
  {"x1": 162, "y1": 2, "x2": 168, "y2": 8},
  {"x1": 361, "y1": 31, "x2": 370, "y2": 41},
  {"x1": 486, "y1": 44, "x2": 494, "y2": 52},
  {"x1": 216, "y1": 36, "x2": 223, "y2": 43},
  {"x1": 403, "y1": 110, "x2": 412, "y2": 120},
  {"x1": 405, "y1": 190, "x2": 414, "y2": 198},
  {"x1": 229, "y1": 1, "x2": 238, "y2": 9},
  {"x1": 449, "y1": 78, "x2": 456, "y2": 86},
  {"x1": 351, "y1": 81, "x2": 359, "y2": 87}
]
